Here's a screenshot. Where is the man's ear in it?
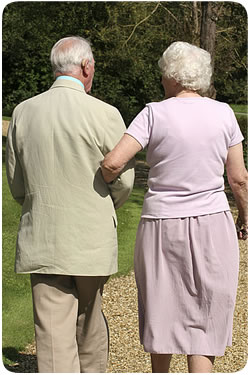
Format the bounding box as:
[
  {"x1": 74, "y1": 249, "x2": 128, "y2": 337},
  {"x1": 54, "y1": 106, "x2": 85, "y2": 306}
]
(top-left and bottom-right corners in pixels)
[{"x1": 81, "y1": 59, "x2": 89, "y2": 76}]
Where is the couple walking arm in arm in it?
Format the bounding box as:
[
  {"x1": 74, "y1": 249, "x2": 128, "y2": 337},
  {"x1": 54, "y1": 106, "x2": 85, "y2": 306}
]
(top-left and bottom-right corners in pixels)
[{"x1": 6, "y1": 36, "x2": 247, "y2": 373}]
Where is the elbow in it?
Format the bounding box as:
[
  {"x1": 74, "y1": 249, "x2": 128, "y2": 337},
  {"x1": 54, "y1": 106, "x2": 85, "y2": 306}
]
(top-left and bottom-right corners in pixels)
[{"x1": 228, "y1": 169, "x2": 248, "y2": 191}]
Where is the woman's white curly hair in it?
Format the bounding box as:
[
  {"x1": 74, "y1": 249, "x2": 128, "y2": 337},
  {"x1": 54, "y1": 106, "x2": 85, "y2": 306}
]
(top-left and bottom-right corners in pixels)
[{"x1": 158, "y1": 41, "x2": 212, "y2": 94}]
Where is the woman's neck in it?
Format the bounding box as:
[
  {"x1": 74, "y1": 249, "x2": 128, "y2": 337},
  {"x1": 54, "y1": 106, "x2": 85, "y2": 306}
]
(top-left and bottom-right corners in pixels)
[{"x1": 175, "y1": 90, "x2": 201, "y2": 98}]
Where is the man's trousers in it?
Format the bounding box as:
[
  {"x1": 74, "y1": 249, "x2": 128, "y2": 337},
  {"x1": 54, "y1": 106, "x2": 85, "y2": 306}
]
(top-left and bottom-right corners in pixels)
[{"x1": 30, "y1": 274, "x2": 109, "y2": 373}]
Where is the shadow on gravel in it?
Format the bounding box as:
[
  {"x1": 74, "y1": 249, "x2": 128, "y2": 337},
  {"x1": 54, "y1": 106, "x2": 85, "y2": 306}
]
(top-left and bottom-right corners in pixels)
[{"x1": 3, "y1": 347, "x2": 38, "y2": 373}]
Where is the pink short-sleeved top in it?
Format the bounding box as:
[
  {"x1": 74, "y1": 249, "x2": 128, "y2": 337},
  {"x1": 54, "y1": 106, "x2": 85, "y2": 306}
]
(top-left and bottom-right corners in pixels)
[{"x1": 125, "y1": 97, "x2": 244, "y2": 218}]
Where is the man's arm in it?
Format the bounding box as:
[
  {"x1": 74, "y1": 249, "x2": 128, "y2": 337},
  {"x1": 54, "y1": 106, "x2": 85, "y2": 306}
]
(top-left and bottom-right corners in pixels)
[
  {"x1": 102, "y1": 108, "x2": 136, "y2": 209},
  {"x1": 6, "y1": 114, "x2": 25, "y2": 205},
  {"x1": 106, "y1": 158, "x2": 135, "y2": 209}
]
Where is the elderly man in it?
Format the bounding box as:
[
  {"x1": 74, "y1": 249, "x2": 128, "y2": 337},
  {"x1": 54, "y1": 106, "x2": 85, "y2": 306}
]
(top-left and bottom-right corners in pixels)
[{"x1": 6, "y1": 36, "x2": 134, "y2": 373}]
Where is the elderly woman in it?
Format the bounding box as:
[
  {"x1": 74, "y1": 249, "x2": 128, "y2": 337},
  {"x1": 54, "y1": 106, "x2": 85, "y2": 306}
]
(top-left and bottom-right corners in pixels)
[{"x1": 101, "y1": 41, "x2": 248, "y2": 373}]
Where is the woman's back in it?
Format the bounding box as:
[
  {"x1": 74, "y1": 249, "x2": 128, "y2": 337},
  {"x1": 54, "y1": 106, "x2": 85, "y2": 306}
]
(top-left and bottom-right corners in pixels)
[{"x1": 126, "y1": 97, "x2": 243, "y2": 218}]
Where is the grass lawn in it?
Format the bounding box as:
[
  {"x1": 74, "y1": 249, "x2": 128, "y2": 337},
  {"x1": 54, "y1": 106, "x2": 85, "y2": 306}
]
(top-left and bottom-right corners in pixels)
[
  {"x1": 2, "y1": 162, "x2": 35, "y2": 365},
  {"x1": 116, "y1": 186, "x2": 145, "y2": 277},
  {"x1": 229, "y1": 104, "x2": 247, "y2": 114}
]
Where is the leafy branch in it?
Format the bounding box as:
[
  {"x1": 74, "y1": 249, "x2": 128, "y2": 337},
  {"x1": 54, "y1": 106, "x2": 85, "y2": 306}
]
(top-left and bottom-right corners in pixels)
[{"x1": 123, "y1": 2, "x2": 160, "y2": 46}]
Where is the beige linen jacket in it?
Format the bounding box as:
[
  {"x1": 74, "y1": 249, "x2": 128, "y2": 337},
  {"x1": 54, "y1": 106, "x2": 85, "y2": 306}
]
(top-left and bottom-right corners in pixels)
[{"x1": 6, "y1": 79, "x2": 135, "y2": 276}]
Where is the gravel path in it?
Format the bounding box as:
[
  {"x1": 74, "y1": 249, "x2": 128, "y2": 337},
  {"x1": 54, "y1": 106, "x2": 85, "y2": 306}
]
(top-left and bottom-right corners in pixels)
[
  {"x1": 5, "y1": 211, "x2": 248, "y2": 374},
  {"x1": 3, "y1": 121, "x2": 248, "y2": 373},
  {"x1": 2, "y1": 120, "x2": 9, "y2": 137}
]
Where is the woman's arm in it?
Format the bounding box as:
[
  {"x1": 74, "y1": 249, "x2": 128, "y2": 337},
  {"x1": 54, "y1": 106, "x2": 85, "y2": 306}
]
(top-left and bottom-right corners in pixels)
[
  {"x1": 226, "y1": 142, "x2": 248, "y2": 240},
  {"x1": 101, "y1": 134, "x2": 142, "y2": 183}
]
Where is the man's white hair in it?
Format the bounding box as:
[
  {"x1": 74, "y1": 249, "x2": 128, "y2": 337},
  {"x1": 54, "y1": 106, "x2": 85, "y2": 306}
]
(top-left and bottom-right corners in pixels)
[
  {"x1": 158, "y1": 41, "x2": 212, "y2": 94},
  {"x1": 50, "y1": 36, "x2": 94, "y2": 76}
]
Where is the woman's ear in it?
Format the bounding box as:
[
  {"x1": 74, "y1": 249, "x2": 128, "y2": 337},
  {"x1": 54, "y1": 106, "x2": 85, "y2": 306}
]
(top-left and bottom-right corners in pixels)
[{"x1": 171, "y1": 78, "x2": 178, "y2": 86}]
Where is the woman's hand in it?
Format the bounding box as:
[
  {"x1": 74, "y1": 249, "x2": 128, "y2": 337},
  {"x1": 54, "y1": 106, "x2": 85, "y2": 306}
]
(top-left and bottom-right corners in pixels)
[{"x1": 236, "y1": 216, "x2": 248, "y2": 240}]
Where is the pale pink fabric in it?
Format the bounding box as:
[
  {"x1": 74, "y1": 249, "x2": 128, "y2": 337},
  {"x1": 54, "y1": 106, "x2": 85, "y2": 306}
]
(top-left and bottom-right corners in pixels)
[
  {"x1": 127, "y1": 97, "x2": 242, "y2": 355},
  {"x1": 126, "y1": 97, "x2": 243, "y2": 218},
  {"x1": 134, "y1": 212, "x2": 239, "y2": 355}
]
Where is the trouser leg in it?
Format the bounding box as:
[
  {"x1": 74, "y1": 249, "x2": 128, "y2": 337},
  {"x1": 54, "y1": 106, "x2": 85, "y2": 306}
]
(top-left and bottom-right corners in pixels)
[
  {"x1": 74, "y1": 276, "x2": 109, "y2": 373},
  {"x1": 30, "y1": 274, "x2": 80, "y2": 373}
]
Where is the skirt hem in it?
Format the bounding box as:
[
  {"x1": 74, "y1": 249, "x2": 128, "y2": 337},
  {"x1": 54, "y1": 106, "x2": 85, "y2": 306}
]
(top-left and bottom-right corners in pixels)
[{"x1": 144, "y1": 346, "x2": 230, "y2": 357}]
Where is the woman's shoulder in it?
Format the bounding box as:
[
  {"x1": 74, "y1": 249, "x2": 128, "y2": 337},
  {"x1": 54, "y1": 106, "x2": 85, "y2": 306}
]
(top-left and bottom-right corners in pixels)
[
  {"x1": 145, "y1": 97, "x2": 233, "y2": 116},
  {"x1": 145, "y1": 98, "x2": 174, "y2": 110},
  {"x1": 147, "y1": 98, "x2": 173, "y2": 105},
  {"x1": 204, "y1": 97, "x2": 230, "y2": 108}
]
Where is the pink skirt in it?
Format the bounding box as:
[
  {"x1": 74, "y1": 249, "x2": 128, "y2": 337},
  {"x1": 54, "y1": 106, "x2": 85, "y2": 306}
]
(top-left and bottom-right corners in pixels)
[{"x1": 134, "y1": 211, "x2": 239, "y2": 356}]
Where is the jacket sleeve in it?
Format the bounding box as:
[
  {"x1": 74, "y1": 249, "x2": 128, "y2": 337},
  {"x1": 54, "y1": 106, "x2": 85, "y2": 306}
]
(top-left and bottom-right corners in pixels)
[
  {"x1": 103, "y1": 108, "x2": 135, "y2": 209},
  {"x1": 5, "y1": 113, "x2": 25, "y2": 205},
  {"x1": 108, "y1": 158, "x2": 135, "y2": 209}
]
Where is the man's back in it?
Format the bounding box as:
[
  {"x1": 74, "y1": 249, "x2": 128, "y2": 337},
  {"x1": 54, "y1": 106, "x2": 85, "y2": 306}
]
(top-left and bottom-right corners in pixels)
[
  {"x1": 6, "y1": 35, "x2": 135, "y2": 373},
  {"x1": 6, "y1": 78, "x2": 134, "y2": 275}
]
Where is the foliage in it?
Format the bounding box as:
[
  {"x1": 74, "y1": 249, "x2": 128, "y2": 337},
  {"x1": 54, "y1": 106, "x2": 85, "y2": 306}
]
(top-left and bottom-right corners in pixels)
[
  {"x1": 237, "y1": 115, "x2": 248, "y2": 167},
  {"x1": 2, "y1": 1, "x2": 248, "y2": 124},
  {"x1": 215, "y1": 3, "x2": 248, "y2": 104}
]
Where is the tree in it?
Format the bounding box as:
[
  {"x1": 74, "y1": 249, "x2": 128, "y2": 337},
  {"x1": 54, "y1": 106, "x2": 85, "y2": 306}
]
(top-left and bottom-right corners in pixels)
[
  {"x1": 214, "y1": 2, "x2": 247, "y2": 104},
  {"x1": 2, "y1": 2, "x2": 247, "y2": 122},
  {"x1": 200, "y1": 2, "x2": 222, "y2": 98}
]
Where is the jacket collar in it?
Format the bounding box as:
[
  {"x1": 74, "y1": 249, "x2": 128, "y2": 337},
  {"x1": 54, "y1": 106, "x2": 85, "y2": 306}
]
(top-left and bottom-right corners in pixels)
[{"x1": 50, "y1": 78, "x2": 86, "y2": 94}]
